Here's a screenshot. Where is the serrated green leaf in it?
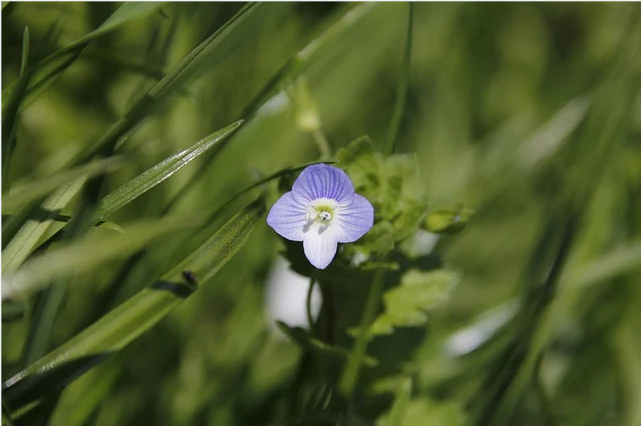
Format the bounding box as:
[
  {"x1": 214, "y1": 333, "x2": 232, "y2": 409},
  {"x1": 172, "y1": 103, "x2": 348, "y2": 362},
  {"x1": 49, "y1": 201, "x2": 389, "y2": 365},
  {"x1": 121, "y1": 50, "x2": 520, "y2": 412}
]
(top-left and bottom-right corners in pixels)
[
  {"x1": 93, "y1": 120, "x2": 243, "y2": 221},
  {"x1": 337, "y1": 137, "x2": 428, "y2": 256},
  {"x1": 371, "y1": 269, "x2": 460, "y2": 336},
  {"x1": 2, "y1": 180, "x2": 85, "y2": 274},
  {"x1": 2, "y1": 197, "x2": 264, "y2": 409},
  {"x1": 2, "y1": 157, "x2": 123, "y2": 214},
  {"x1": 276, "y1": 321, "x2": 378, "y2": 367}
]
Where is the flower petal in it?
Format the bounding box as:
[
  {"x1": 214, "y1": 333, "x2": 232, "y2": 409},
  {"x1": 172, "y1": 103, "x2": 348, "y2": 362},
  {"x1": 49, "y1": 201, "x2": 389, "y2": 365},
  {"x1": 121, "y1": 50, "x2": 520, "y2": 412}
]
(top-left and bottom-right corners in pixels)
[
  {"x1": 292, "y1": 164, "x2": 354, "y2": 205},
  {"x1": 303, "y1": 227, "x2": 338, "y2": 269},
  {"x1": 334, "y1": 194, "x2": 374, "y2": 243},
  {"x1": 266, "y1": 192, "x2": 307, "y2": 241}
]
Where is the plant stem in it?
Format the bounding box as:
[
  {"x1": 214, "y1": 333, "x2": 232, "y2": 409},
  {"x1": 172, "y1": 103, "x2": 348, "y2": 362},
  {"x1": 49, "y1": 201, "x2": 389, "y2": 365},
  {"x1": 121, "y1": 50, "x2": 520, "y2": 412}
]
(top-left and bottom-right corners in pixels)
[
  {"x1": 339, "y1": 270, "x2": 385, "y2": 397},
  {"x1": 313, "y1": 128, "x2": 332, "y2": 158},
  {"x1": 307, "y1": 277, "x2": 316, "y2": 331}
]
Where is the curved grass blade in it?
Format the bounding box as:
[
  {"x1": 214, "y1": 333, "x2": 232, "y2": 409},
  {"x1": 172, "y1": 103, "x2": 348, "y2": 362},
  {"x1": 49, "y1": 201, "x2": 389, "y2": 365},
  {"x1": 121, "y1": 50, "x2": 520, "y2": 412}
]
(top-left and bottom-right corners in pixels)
[
  {"x1": 75, "y1": 3, "x2": 259, "y2": 165},
  {"x1": 2, "y1": 27, "x2": 31, "y2": 191},
  {"x1": 3, "y1": 3, "x2": 163, "y2": 109},
  {"x1": 2, "y1": 179, "x2": 85, "y2": 274},
  {"x1": 2, "y1": 197, "x2": 264, "y2": 409},
  {"x1": 385, "y1": 3, "x2": 413, "y2": 155},
  {"x1": 1, "y1": 213, "x2": 203, "y2": 301},
  {"x1": 2, "y1": 157, "x2": 123, "y2": 214},
  {"x1": 93, "y1": 119, "x2": 243, "y2": 221}
]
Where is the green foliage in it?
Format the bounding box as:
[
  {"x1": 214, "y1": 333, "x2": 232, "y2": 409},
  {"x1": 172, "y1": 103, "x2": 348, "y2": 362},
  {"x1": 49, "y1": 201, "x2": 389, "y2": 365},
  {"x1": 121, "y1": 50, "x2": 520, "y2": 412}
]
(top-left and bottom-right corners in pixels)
[
  {"x1": 2, "y1": 3, "x2": 641, "y2": 426},
  {"x1": 370, "y1": 269, "x2": 460, "y2": 336},
  {"x1": 336, "y1": 137, "x2": 429, "y2": 258}
]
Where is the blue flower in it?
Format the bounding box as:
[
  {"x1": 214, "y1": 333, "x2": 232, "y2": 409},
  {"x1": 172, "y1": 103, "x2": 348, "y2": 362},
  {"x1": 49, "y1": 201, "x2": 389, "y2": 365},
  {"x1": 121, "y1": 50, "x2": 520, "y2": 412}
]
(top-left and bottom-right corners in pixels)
[{"x1": 267, "y1": 164, "x2": 374, "y2": 269}]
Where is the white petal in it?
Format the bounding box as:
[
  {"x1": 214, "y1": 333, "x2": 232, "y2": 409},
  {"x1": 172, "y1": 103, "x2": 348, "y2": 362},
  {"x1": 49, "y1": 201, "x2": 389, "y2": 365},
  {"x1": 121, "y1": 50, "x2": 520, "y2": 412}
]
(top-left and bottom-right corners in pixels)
[
  {"x1": 266, "y1": 192, "x2": 307, "y2": 241},
  {"x1": 333, "y1": 194, "x2": 374, "y2": 243},
  {"x1": 303, "y1": 227, "x2": 338, "y2": 269}
]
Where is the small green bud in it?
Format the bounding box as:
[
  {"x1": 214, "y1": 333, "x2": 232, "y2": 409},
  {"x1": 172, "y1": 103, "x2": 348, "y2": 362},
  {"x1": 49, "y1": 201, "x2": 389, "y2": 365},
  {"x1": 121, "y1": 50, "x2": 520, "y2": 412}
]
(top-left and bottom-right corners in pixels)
[{"x1": 423, "y1": 207, "x2": 475, "y2": 234}]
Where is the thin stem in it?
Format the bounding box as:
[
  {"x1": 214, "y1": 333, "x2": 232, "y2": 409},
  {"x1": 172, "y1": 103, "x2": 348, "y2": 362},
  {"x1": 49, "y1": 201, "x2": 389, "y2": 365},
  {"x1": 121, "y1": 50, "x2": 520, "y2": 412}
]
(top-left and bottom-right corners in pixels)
[
  {"x1": 306, "y1": 277, "x2": 316, "y2": 331},
  {"x1": 339, "y1": 270, "x2": 385, "y2": 397},
  {"x1": 312, "y1": 128, "x2": 332, "y2": 158}
]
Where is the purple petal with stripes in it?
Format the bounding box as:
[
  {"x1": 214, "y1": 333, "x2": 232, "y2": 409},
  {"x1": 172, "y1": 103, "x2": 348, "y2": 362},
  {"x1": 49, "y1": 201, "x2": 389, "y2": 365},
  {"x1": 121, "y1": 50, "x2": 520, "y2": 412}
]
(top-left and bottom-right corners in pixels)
[
  {"x1": 266, "y1": 192, "x2": 307, "y2": 241},
  {"x1": 334, "y1": 194, "x2": 374, "y2": 243},
  {"x1": 292, "y1": 164, "x2": 354, "y2": 204}
]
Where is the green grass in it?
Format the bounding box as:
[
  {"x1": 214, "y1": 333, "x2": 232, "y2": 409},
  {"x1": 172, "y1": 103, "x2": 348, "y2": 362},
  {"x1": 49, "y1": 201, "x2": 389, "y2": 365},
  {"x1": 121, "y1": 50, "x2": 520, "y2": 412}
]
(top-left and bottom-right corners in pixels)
[{"x1": 2, "y1": 3, "x2": 641, "y2": 426}]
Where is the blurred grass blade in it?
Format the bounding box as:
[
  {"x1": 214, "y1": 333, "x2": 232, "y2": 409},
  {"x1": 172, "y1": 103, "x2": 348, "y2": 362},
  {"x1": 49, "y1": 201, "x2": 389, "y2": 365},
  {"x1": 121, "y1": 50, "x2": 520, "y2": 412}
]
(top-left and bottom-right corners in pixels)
[
  {"x1": 2, "y1": 197, "x2": 264, "y2": 408},
  {"x1": 3, "y1": 3, "x2": 163, "y2": 108},
  {"x1": 249, "y1": 3, "x2": 376, "y2": 118},
  {"x1": 75, "y1": 3, "x2": 259, "y2": 164},
  {"x1": 1, "y1": 214, "x2": 201, "y2": 301},
  {"x1": 385, "y1": 3, "x2": 413, "y2": 155},
  {"x1": 565, "y1": 239, "x2": 641, "y2": 290},
  {"x1": 2, "y1": 157, "x2": 123, "y2": 214},
  {"x1": 2, "y1": 180, "x2": 85, "y2": 274},
  {"x1": 44, "y1": 3, "x2": 164, "y2": 61},
  {"x1": 2, "y1": 27, "x2": 31, "y2": 191},
  {"x1": 93, "y1": 120, "x2": 242, "y2": 221}
]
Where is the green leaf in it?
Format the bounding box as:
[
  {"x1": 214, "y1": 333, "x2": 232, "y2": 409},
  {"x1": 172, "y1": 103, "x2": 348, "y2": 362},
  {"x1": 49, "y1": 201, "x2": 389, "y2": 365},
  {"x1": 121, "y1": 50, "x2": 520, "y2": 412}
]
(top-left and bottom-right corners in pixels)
[
  {"x1": 2, "y1": 197, "x2": 264, "y2": 409},
  {"x1": 2, "y1": 27, "x2": 32, "y2": 191},
  {"x1": 1, "y1": 213, "x2": 201, "y2": 301},
  {"x1": 93, "y1": 120, "x2": 243, "y2": 221},
  {"x1": 423, "y1": 206, "x2": 475, "y2": 235},
  {"x1": 370, "y1": 269, "x2": 460, "y2": 336},
  {"x1": 276, "y1": 321, "x2": 377, "y2": 367},
  {"x1": 2, "y1": 157, "x2": 123, "y2": 214},
  {"x1": 2, "y1": 180, "x2": 85, "y2": 274},
  {"x1": 386, "y1": 378, "x2": 412, "y2": 426},
  {"x1": 336, "y1": 137, "x2": 429, "y2": 255},
  {"x1": 379, "y1": 398, "x2": 467, "y2": 426}
]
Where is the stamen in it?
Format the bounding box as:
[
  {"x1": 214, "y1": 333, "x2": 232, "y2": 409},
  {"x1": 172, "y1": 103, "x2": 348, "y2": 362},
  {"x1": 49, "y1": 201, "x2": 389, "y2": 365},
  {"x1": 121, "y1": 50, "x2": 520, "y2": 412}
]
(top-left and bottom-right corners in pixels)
[{"x1": 319, "y1": 211, "x2": 331, "y2": 221}]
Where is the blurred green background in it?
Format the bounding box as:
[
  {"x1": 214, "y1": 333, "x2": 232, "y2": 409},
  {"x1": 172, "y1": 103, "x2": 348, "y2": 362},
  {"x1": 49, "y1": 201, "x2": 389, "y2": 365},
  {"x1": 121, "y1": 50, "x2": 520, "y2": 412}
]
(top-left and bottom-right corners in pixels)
[{"x1": 2, "y1": 2, "x2": 641, "y2": 426}]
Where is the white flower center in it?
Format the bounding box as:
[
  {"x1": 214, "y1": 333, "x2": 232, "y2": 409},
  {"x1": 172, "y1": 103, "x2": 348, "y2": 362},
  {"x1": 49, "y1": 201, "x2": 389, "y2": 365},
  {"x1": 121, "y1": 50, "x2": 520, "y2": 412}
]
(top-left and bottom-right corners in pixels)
[{"x1": 304, "y1": 198, "x2": 339, "y2": 232}]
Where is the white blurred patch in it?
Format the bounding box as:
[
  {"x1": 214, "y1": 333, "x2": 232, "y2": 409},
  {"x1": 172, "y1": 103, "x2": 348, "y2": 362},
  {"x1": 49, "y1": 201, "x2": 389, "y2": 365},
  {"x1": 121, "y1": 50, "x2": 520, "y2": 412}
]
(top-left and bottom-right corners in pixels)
[
  {"x1": 409, "y1": 230, "x2": 440, "y2": 257},
  {"x1": 265, "y1": 257, "x2": 322, "y2": 338},
  {"x1": 444, "y1": 299, "x2": 518, "y2": 356},
  {"x1": 256, "y1": 92, "x2": 289, "y2": 117}
]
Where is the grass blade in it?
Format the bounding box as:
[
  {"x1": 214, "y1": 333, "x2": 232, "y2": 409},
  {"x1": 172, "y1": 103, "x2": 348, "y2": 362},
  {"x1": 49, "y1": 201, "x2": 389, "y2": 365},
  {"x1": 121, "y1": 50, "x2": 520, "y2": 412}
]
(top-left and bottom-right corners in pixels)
[
  {"x1": 1, "y1": 213, "x2": 203, "y2": 301},
  {"x1": 2, "y1": 197, "x2": 264, "y2": 409},
  {"x1": 385, "y1": 3, "x2": 413, "y2": 155},
  {"x1": 74, "y1": 3, "x2": 259, "y2": 165},
  {"x1": 93, "y1": 120, "x2": 242, "y2": 221},
  {"x1": 2, "y1": 157, "x2": 123, "y2": 214},
  {"x1": 2, "y1": 180, "x2": 85, "y2": 274},
  {"x1": 3, "y1": 3, "x2": 163, "y2": 109},
  {"x1": 2, "y1": 27, "x2": 31, "y2": 191}
]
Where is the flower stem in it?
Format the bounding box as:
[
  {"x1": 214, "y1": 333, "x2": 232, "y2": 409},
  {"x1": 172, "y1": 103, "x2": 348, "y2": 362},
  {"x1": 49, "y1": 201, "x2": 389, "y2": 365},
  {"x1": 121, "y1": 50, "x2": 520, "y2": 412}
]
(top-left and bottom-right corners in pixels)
[
  {"x1": 312, "y1": 128, "x2": 332, "y2": 157},
  {"x1": 339, "y1": 270, "x2": 385, "y2": 397},
  {"x1": 306, "y1": 277, "x2": 316, "y2": 331}
]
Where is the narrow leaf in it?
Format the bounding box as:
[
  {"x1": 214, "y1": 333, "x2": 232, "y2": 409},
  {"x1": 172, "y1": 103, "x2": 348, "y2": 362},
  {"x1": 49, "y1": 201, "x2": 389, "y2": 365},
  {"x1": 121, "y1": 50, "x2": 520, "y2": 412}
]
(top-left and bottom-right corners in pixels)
[
  {"x1": 1, "y1": 214, "x2": 201, "y2": 301},
  {"x1": 2, "y1": 180, "x2": 85, "y2": 274},
  {"x1": 93, "y1": 120, "x2": 243, "y2": 221},
  {"x1": 2, "y1": 157, "x2": 123, "y2": 214},
  {"x1": 385, "y1": 3, "x2": 413, "y2": 155},
  {"x1": 2, "y1": 197, "x2": 264, "y2": 409}
]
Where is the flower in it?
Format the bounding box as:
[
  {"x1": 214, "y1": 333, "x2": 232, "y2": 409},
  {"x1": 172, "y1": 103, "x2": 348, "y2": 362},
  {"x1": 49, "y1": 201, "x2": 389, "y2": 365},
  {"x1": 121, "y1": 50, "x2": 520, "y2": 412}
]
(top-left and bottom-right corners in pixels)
[{"x1": 266, "y1": 164, "x2": 374, "y2": 269}]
